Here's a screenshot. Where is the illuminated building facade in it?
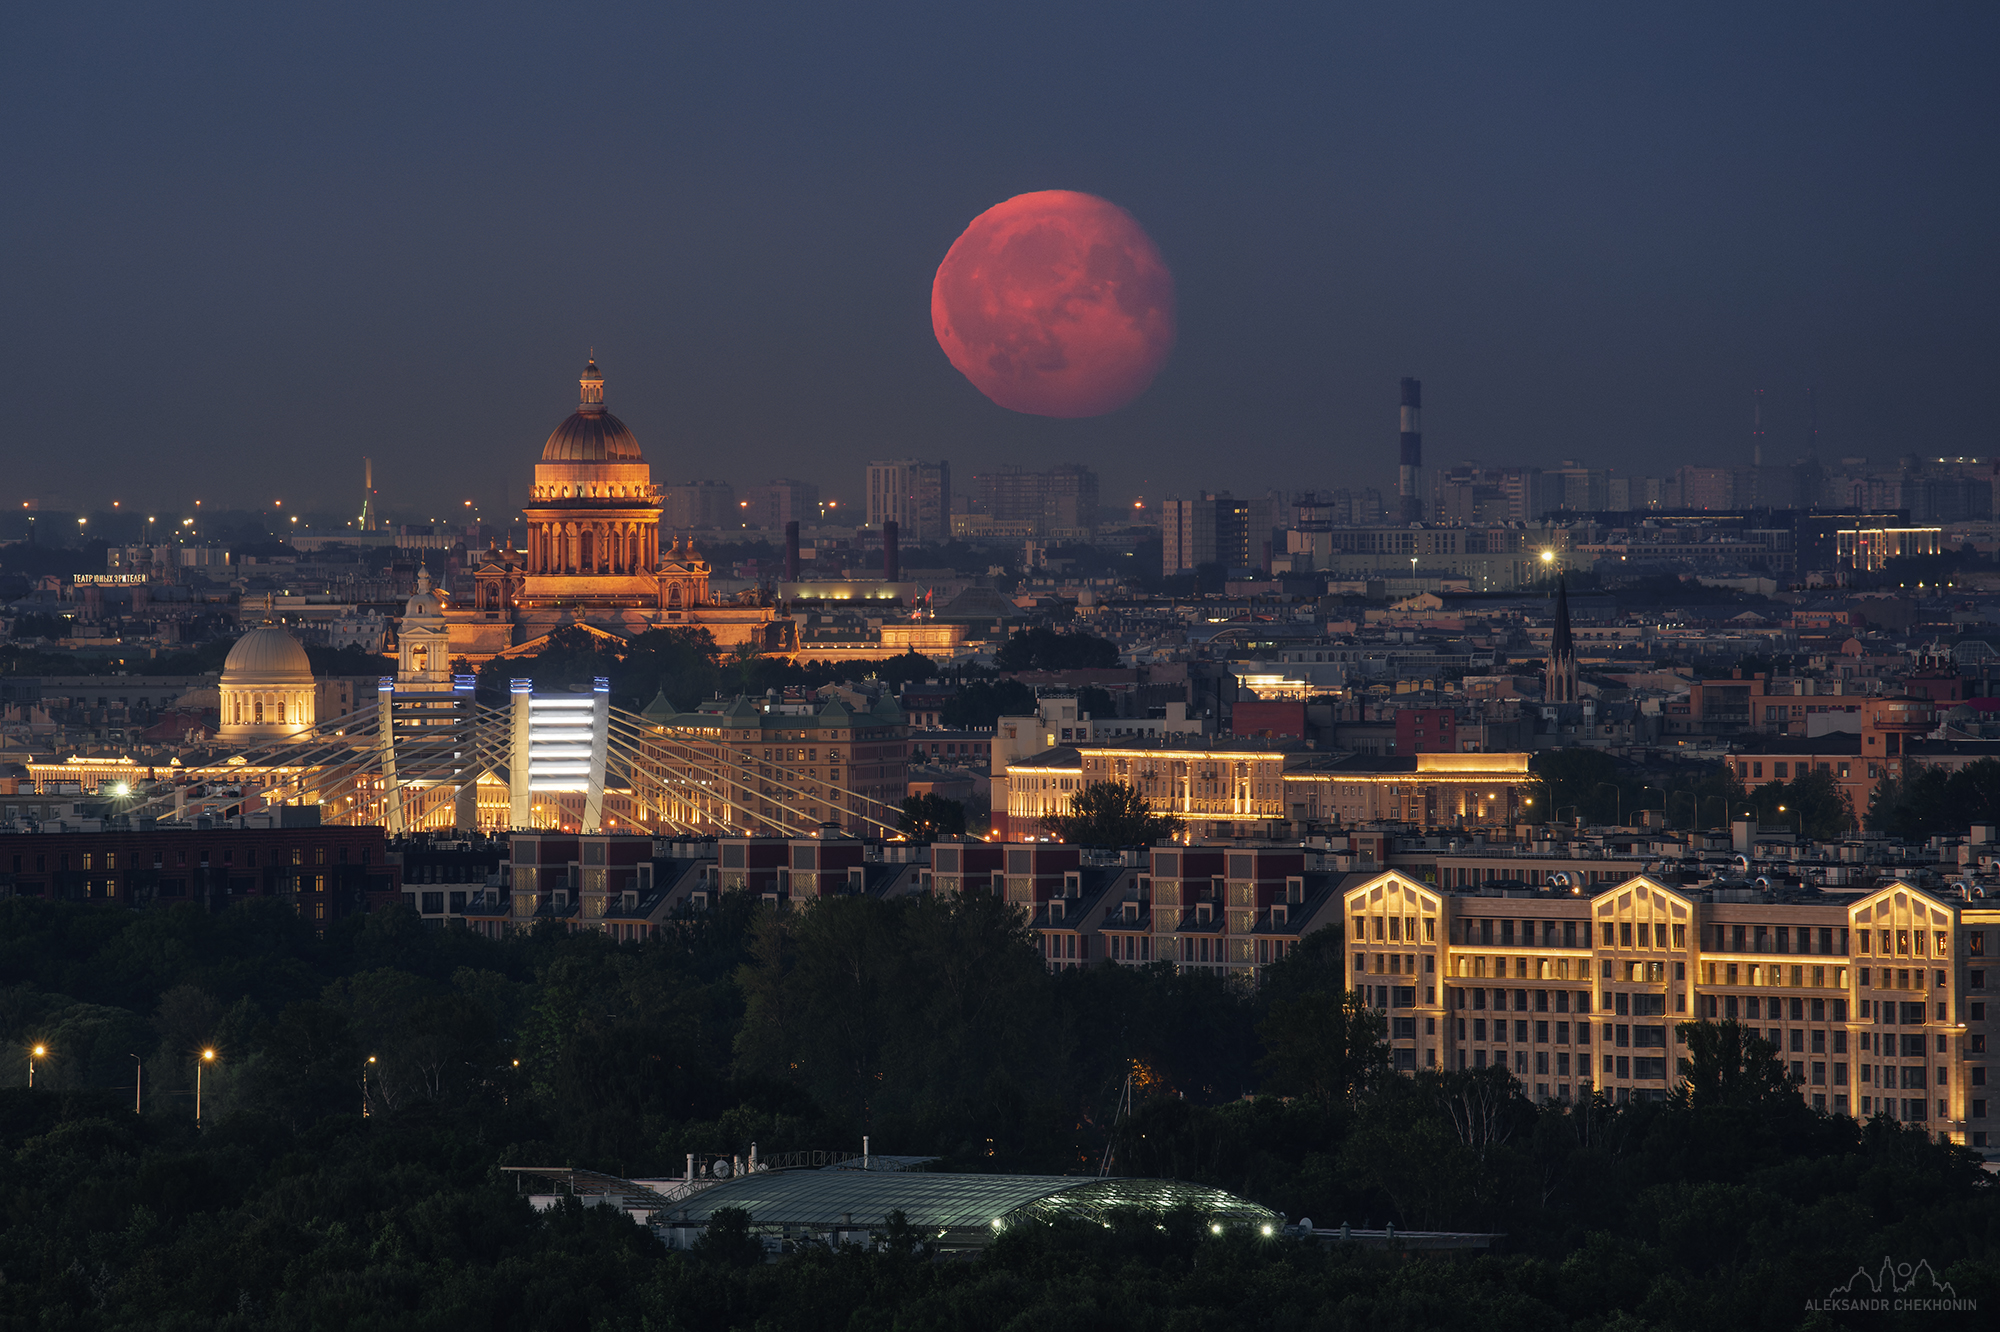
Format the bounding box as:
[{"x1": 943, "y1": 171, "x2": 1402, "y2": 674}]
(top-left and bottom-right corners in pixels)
[
  {"x1": 639, "y1": 691, "x2": 910, "y2": 838},
  {"x1": 444, "y1": 360, "x2": 792, "y2": 663},
  {"x1": 217, "y1": 625, "x2": 317, "y2": 742},
  {"x1": 1000, "y1": 743, "x2": 1533, "y2": 841},
  {"x1": 1344, "y1": 870, "x2": 2000, "y2": 1145}
]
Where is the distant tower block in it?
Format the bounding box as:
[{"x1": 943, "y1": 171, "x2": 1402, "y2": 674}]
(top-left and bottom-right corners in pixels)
[
  {"x1": 1398, "y1": 378, "x2": 1423, "y2": 522},
  {"x1": 1752, "y1": 388, "x2": 1765, "y2": 468}
]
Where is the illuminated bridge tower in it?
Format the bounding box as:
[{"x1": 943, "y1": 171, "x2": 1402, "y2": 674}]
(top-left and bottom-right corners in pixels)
[{"x1": 509, "y1": 677, "x2": 612, "y2": 832}]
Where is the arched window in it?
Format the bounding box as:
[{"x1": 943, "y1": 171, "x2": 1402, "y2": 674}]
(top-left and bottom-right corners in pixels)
[
  {"x1": 580, "y1": 529, "x2": 595, "y2": 571},
  {"x1": 277, "y1": 699, "x2": 286, "y2": 724},
  {"x1": 254, "y1": 699, "x2": 264, "y2": 724}
]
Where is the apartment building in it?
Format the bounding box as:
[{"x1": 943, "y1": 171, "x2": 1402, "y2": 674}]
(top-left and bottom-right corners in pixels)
[
  {"x1": 0, "y1": 824, "x2": 396, "y2": 932},
  {"x1": 1728, "y1": 694, "x2": 2000, "y2": 819},
  {"x1": 641, "y1": 691, "x2": 910, "y2": 838},
  {"x1": 865, "y1": 460, "x2": 952, "y2": 545},
  {"x1": 1345, "y1": 870, "x2": 1999, "y2": 1147}
]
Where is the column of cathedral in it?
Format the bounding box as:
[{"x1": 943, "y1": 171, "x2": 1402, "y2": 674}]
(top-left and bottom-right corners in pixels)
[{"x1": 520, "y1": 519, "x2": 661, "y2": 575}]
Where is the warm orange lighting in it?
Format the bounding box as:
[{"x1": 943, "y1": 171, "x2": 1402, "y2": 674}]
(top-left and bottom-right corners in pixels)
[
  {"x1": 201, "y1": 1049, "x2": 216, "y2": 1061},
  {"x1": 31, "y1": 1045, "x2": 45, "y2": 1057}
]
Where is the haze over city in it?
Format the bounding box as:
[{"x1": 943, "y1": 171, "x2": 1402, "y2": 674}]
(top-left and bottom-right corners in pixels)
[
  {"x1": 4, "y1": 6, "x2": 2000, "y2": 1328},
  {"x1": 5, "y1": 4, "x2": 1995, "y2": 516}
]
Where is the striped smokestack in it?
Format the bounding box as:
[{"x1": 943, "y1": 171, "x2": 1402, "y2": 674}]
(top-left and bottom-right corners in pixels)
[{"x1": 1398, "y1": 377, "x2": 1423, "y2": 522}]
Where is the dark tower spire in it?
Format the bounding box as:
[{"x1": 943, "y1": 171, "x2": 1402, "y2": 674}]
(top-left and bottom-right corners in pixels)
[{"x1": 1546, "y1": 574, "x2": 1578, "y2": 705}]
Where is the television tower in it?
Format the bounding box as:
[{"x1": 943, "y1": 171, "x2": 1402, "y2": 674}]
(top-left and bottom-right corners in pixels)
[
  {"x1": 1751, "y1": 389, "x2": 1765, "y2": 468},
  {"x1": 1398, "y1": 378, "x2": 1423, "y2": 522}
]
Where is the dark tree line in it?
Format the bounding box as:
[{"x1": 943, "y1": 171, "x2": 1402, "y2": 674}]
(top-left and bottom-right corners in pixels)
[{"x1": 0, "y1": 891, "x2": 1993, "y2": 1328}]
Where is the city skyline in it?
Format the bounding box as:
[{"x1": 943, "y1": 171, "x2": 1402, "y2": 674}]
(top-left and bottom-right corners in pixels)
[{"x1": 3, "y1": 6, "x2": 1995, "y2": 514}]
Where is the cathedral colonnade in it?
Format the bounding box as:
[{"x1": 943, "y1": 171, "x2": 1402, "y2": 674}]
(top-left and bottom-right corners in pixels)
[{"x1": 525, "y1": 520, "x2": 657, "y2": 575}]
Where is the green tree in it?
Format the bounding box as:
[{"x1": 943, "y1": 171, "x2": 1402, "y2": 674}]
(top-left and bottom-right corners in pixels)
[
  {"x1": 1255, "y1": 988, "x2": 1387, "y2": 1103},
  {"x1": 1674, "y1": 1018, "x2": 1799, "y2": 1108},
  {"x1": 1743, "y1": 766, "x2": 1851, "y2": 838},
  {"x1": 941, "y1": 678, "x2": 1035, "y2": 729},
  {"x1": 897, "y1": 793, "x2": 966, "y2": 841},
  {"x1": 994, "y1": 627, "x2": 1120, "y2": 672},
  {"x1": 1045, "y1": 781, "x2": 1183, "y2": 847}
]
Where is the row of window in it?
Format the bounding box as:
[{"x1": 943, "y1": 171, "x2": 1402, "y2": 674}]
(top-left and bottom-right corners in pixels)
[{"x1": 9, "y1": 846, "x2": 360, "y2": 872}]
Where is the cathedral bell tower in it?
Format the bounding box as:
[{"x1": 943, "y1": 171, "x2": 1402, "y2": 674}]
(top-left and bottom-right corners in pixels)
[{"x1": 398, "y1": 566, "x2": 455, "y2": 692}]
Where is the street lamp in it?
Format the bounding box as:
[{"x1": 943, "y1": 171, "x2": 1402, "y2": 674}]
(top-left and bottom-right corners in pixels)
[
  {"x1": 132, "y1": 1054, "x2": 142, "y2": 1115},
  {"x1": 197, "y1": 1048, "x2": 216, "y2": 1120},
  {"x1": 28, "y1": 1044, "x2": 45, "y2": 1088},
  {"x1": 362, "y1": 1054, "x2": 376, "y2": 1117}
]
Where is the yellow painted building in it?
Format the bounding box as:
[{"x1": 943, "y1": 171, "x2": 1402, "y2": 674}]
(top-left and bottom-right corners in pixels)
[
  {"x1": 999, "y1": 741, "x2": 1534, "y2": 840},
  {"x1": 1344, "y1": 870, "x2": 2000, "y2": 1148}
]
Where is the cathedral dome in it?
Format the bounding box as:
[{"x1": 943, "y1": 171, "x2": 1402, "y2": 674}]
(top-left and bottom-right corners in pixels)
[
  {"x1": 541, "y1": 358, "x2": 644, "y2": 462},
  {"x1": 222, "y1": 625, "x2": 313, "y2": 679}
]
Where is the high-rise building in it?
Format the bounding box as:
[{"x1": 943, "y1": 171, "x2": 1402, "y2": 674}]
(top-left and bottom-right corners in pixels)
[
  {"x1": 1398, "y1": 378, "x2": 1424, "y2": 522},
  {"x1": 659, "y1": 480, "x2": 736, "y2": 529},
  {"x1": 969, "y1": 464, "x2": 1099, "y2": 534},
  {"x1": 866, "y1": 460, "x2": 951, "y2": 544},
  {"x1": 1161, "y1": 492, "x2": 1251, "y2": 575},
  {"x1": 1161, "y1": 497, "x2": 1214, "y2": 577},
  {"x1": 742, "y1": 478, "x2": 820, "y2": 529}
]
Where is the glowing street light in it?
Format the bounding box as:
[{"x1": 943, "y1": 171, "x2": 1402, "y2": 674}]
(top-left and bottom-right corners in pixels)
[
  {"x1": 28, "y1": 1044, "x2": 46, "y2": 1088},
  {"x1": 197, "y1": 1048, "x2": 216, "y2": 1120}
]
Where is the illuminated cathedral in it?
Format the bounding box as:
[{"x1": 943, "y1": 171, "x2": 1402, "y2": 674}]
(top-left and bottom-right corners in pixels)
[{"x1": 443, "y1": 359, "x2": 792, "y2": 663}]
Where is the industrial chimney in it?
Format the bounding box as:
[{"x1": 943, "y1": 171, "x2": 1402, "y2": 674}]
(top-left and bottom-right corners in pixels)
[
  {"x1": 882, "y1": 520, "x2": 900, "y2": 584},
  {"x1": 1398, "y1": 378, "x2": 1423, "y2": 522},
  {"x1": 783, "y1": 521, "x2": 801, "y2": 582}
]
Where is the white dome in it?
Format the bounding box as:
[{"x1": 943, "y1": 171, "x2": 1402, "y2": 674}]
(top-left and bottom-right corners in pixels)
[
  {"x1": 402, "y1": 567, "x2": 446, "y2": 619},
  {"x1": 222, "y1": 625, "x2": 313, "y2": 680}
]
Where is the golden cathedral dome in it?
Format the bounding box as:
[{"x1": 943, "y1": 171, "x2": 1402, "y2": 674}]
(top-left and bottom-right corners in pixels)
[{"x1": 541, "y1": 358, "x2": 644, "y2": 462}]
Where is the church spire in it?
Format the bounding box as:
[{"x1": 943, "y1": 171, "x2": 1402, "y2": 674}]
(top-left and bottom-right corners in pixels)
[{"x1": 1546, "y1": 574, "x2": 1578, "y2": 706}]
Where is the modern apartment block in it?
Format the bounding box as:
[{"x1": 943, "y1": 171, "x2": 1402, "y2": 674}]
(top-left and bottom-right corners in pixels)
[
  {"x1": 865, "y1": 460, "x2": 952, "y2": 544},
  {"x1": 1161, "y1": 492, "x2": 1250, "y2": 576},
  {"x1": 1345, "y1": 870, "x2": 1999, "y2": 1146},
  {"x1": 741, "y1": 478, "x2": 820, "y2": 529},
  {"x1": 658, "y1": 479, "x2": 737, "y2": 530},
  {"x1": 968, "y1": 463, "x2": 1099, "y2": 536}
]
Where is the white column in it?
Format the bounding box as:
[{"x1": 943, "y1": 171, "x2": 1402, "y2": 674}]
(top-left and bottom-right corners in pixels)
[
  {"x1": 378, "y1": 678, "x2": 403, "y2": 835},
  {"x1": 509, "y1": 680, "x2": 533, "y2": 829},
  {"x1": 583, "y1": 677, "x2": 610, "y2": 835}
]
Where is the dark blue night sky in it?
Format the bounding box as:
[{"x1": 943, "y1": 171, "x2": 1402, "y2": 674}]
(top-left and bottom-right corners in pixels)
[{"x1": 2, "y1": 2, "x2": 1994, "y2": 515}]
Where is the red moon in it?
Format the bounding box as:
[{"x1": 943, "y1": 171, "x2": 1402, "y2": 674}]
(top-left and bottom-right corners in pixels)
[{"x1": 931, "y1": 190, "x2": 1175, "y2": 418}]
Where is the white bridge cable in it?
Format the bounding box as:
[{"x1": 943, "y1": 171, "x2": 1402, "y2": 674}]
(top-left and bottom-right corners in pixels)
[
  {"x1": 110, "y1": 694, "x2": 906, "y2": 840},
  {"x1": 603, "y1": 709, "x2": 903, "y2": 837}
]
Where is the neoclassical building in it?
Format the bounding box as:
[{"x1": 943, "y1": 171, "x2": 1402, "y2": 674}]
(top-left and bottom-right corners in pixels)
[
  {"x1": 397, "y1": 566, "x2": 454, "y2": 692},
  {"x1": 218, "y1": 625, "x2": 317, "y2": 742},
  {"x1": 445, "y1": 360, "x2": 791, "y2": 663}
]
